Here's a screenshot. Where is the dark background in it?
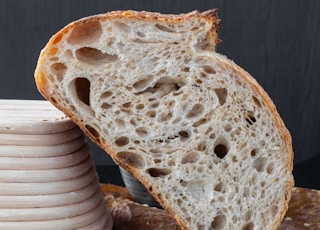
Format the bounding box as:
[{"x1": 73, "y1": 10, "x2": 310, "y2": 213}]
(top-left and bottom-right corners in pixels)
[{"x1": 1, "y1": 0, "x2": 319, "y2": 189}]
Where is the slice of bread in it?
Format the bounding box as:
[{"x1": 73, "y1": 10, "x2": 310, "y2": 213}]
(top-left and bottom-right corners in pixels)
[{"x1": 35, "y1": 10, "x2": 294, "y2": 230}]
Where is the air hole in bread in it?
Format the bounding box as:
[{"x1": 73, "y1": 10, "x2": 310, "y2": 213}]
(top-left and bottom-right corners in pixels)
[
  {"x1": 76, "y1": 47, "x2": 118, "y2": 65},
  {"x1": 124, "y1": 86, "x2": 132, "y2": 92},
  {"x1": 250, "y1": 149, "x2": 257, "y2": 157},
  {"x1": 179, "y1": 180, "x2": 188, "y2": 187},
  {"x1": 150, "y1": 148, "x2": 161, "y2": 154},
  {"x1": 115, "y1": 136, "x2": 130, "y2": 146},
  {"x1": 106, "y1": 37, "x2": 115, "y2": 46},
  {"x1": 211, "y1": 214, "x2": 227, "y2": 229},
  {"x1": 135, "y1": 77, "x2": 185, "y2": 97},
  {"x1": 266, "y1": 162, "x2": 274, "y2": 174},
  {"x1": 155, "y1": 23, "x2": 175, "y2": 32},
  {"x1": 197, "y1": 166, "x2": 205, "y2": 173},
  {"x1": 52, "y1": 33, "x2": 63, "y2": 45},
  {"x1": 197, "y1": 141, "x2": 207, "y2": 151},
  {"x1": 259, "y1": 140, "x2": 266, "y2": 146},
  {"x1": 172, "y1": 90, "x2": 184, "y2": 97},
  {"x1": 219, "y1": 196, "x2": 225, "y2": 202},
  {"x1": 186, "y1": 104, "x2": 204, "y2": 118},
  {"x1": 181, "y1": 67, "x2": 190, "y2": 72},
  {"x1": 214, "y1": 138, "x2": 229, "y2": 159},
  {"x1": 136, "y1": 104, "x2": 144, "y2": 110},
  {"x1": 100, "y1": 90, "x2": 113, "y2": 99},
  {"x1": 171, "y1": 117, "x2": 181, "y2": 124},
  {"x1": 176, "y1": 198, "x2": 183, "y2": 206},
  {"x1": 85, "y1": 124, "x2": 100, "y2": 139},
  {"x1": 67, "y1": 21, "x2": 102, "y2": 45},
  {"x1": 232, "y1": 155, "x2": 237, "y2": 162},
  {"x1": 64, "y1": 49, "x2": 73, "y2": 59},
  {"x1": 253, "y1": 157, "x2": 267, "y2": 173},
  {"x1": 150, "y1": 101, "x2": 159, "y2": 108},
  {"x1": 158, "y1": 112, "x2": 172, "y2": 122},
  {"x1": 121, "y1": 102, "x2": 131, "y2": 108},
  {"x1": 243, "y1": 187, "x2": 250, "y2": 198},
  {"x1": 181, "y1": 151, "x2": 199, "y2": 164},
  {"x1": 137, "y1": 31, "x2": 145, "y2": 37},
  {"x1": 179, "y1": 130, "x2": 190, "y2": 139},
  {"x1": 191, "y1": 26, "x2": 200, "y2": 31},
  {"x1": 224, "y1": 124, "x2": 232, "y2": 132},
  {"x1": 49, "y1": 47, "x2": 58, "y2": 56},
  {"x1": 214, "y1": 182, "x2": 226, "y2": 193},
  {"x1": 246, "y1": 113, "x2": 257, "y2": 125},
  {"x1": 117, "y1": 151, "x2": 145, "y2": 168},
  {"x1": 214, "y1": 88, "x2": 228, "y2": 106},
  {"x1": 195, "y1": 79, "x2": 203, "y2": 85},
  {"x1": 130, "y1": 119, "x2": 137, "y2": 126},
  {"x1": 192, "y1": 118, "x2": 207, "y2": 127},
  {"x1": 135, "y1": 127, "x2": 149, "y2": 137},
  {"x1": 147, "y1": 167, "x2": 171, "y2": 178},
  {"x1": 101, "y1": 103, "x2": 112, "y2": 109},
  {"x1": 115, "y1": 118, "x2": 126, "y2": 129},
  {"x1": 50, "y1": 63, "x2": 67, "y2": 82},
  {"x1": 242, "y1": 221, "x2": 254, "y2": 230},
  {"x1": 245, "y1": 210, "x2": 252, "y2": 221},
  {"x1": 168, "y1": 158, "x2": 176, "y2": 166},
  {"x1": 120, "y1": 106, "x2": 133, "y2": 114},
  {"x1": 74, "y1": 77, "x2": 91, "y2": 106},
  {"x1": 50, "y1": 97, "x2": 57, "y2": 104},
  {"x1": 132, "y1": 77, "x2": 154, "y2": 92},
  {"x1": 202, "y1": 65, "x2": 216, "y2": 74},
  {"x1": 147, "y1": 110, "x2": 156, "y2": 118},
  {"x1": 113, "y1": 21, "x2": 131, "y2": 32},
  {"x1": 252, "y1": 95, "x2": 262, "y2": 108}
]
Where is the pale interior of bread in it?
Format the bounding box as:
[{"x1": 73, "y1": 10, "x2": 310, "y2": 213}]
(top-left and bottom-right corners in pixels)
[{"x1": 36, "y1": 11, "x2": 293, "y2": 230}]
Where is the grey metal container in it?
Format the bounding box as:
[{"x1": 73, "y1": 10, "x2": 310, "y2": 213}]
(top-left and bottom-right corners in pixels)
[{"x1": 119, "y1": 167, "x2": 161, "y2": 208}]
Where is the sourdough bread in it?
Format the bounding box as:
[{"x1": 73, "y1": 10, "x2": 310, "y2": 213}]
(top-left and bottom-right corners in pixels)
[{"x1": 35, "y1": 10, "x2": 294, "y2": 230}]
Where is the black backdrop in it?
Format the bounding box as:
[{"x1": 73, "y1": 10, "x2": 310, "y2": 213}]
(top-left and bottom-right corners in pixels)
[{"x1": 1, "y1": 1, "x2": 319, "y2": 177}]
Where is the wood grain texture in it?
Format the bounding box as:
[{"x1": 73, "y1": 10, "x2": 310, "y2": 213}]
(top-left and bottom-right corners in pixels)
[{"x1": 0, "y1": 0, "x2": 319, "y2": 167}]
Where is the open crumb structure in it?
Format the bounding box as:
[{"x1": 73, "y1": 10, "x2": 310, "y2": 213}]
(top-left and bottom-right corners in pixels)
[{"x1": 35, "y1": 10, "x2": 294, "y2": 230}]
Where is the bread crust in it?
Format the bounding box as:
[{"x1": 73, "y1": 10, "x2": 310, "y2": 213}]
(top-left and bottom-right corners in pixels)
[{"x1": 35, "y1": 9, "x2": 294, "y2": 230}]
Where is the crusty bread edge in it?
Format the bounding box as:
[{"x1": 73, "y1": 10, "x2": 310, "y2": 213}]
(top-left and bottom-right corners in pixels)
[{"x1": 35, "y1": 10, "x2": 293, "y2": 230}]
